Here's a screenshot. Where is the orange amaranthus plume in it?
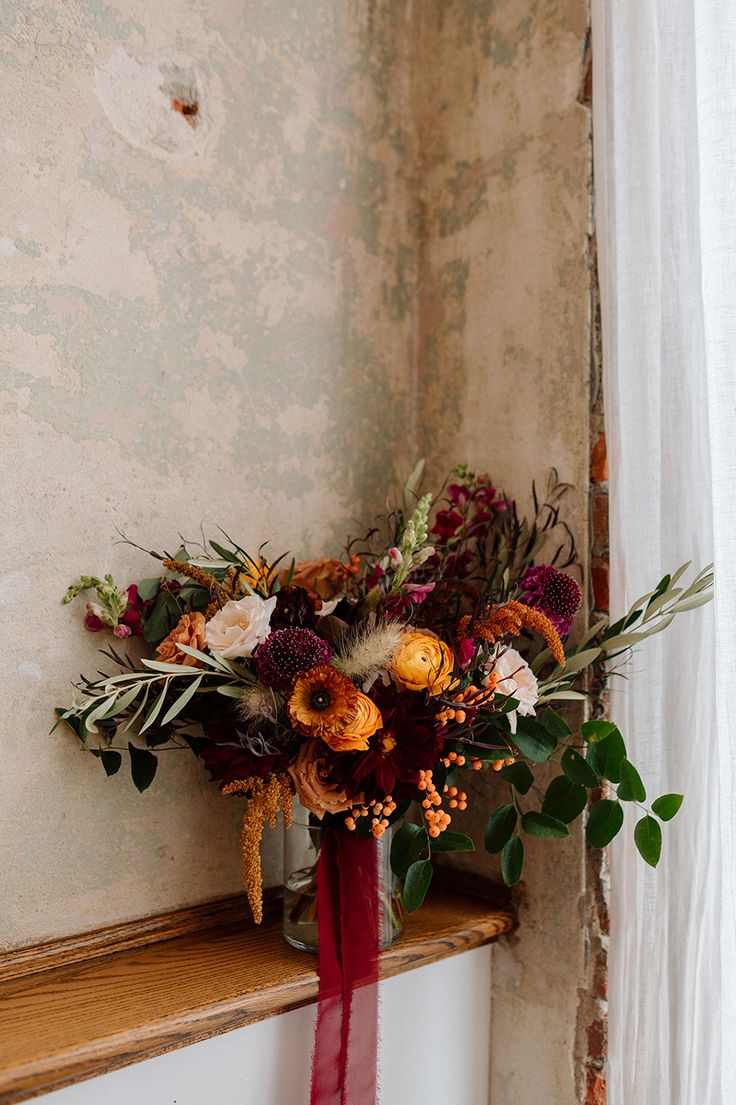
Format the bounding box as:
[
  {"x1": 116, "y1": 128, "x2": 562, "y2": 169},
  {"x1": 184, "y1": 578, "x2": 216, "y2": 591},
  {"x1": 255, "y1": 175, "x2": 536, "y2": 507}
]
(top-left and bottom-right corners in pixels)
[
  {"x1": 466, "y1": 600, "x2": 565, "y2": 666},
  {"x1": 222, "y1": 773, "x2": 294, "y2": 924}
]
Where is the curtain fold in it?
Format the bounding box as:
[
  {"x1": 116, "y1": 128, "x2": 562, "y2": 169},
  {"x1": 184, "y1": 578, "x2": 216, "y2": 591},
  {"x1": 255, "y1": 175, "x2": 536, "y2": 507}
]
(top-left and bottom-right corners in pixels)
[{"x1": 592, "y1": 2, "x2": 736, "y2": 1102}]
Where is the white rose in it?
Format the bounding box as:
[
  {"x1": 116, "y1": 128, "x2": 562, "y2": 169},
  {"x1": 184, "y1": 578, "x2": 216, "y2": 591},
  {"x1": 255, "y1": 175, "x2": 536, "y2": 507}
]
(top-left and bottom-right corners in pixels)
[
  {"x1": 489, "y1": 647, "x2": 539, "y2": 734},
  {"x1": 204, "y1": 595, "x2": 277, "y2": 659}
]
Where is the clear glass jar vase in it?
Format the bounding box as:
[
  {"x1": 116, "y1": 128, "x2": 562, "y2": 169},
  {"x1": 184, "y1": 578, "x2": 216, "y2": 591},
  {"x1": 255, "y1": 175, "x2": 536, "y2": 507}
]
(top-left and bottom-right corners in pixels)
[{"x1": 283, "y1": 808, "x2": 406, "y2": 953}]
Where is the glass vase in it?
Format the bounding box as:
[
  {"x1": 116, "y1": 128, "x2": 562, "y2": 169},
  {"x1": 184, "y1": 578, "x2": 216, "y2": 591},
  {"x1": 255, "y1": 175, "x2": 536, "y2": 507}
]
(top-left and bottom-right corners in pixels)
[{"x1": 283, "y1": 808, "x2": 406, "y2": 953}]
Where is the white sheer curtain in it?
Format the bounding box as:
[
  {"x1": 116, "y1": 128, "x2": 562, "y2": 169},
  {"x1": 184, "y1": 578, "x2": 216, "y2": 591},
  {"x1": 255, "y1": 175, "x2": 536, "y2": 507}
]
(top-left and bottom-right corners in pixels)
[{"x1": 592, "y1": 3, "x2": 736, "y2": 1103}]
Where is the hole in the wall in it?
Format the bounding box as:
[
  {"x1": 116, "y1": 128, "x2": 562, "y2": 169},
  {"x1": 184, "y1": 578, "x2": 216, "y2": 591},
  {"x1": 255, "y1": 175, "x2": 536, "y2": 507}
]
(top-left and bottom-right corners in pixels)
[
  {"x1": 161, "y1": 63, "x2": 201, "y2": 128},
  {"x1": 172, "y1": 97, "x2": 198, "y2": 121}
]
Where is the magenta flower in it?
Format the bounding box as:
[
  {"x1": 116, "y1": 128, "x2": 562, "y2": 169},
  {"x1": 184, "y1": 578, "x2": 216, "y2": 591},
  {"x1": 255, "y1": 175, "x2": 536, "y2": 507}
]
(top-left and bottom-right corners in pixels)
[
  {"x1": 432, "y1": 509, "x2": 464, "y2": 541},
  {"x1": 84, "y1": 603, "x2": 107, "y2": 632},
  {"x1": 519, "y1": 565, "x2": 582, "y2": 637},
  {"x1": 365, "y1": 564, "x2": 385, "y2": 590}
]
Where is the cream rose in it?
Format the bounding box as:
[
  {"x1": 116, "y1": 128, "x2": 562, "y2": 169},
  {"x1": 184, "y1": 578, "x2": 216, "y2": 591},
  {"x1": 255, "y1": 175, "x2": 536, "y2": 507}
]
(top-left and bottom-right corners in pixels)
[
  {"x1": 205, "y1": 595, "x2": 277, "y2": 659},
  {"x1": 489, "y1": 647, "x2": 539, "y2": 734},
  {"x1": 288, "y1": 739, "x2": 357, "y2": 819}
]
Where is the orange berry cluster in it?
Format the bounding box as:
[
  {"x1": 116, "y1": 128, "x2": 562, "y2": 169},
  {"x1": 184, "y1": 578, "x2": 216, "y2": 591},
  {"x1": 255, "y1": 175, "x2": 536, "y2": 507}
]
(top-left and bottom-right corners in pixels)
[
  {"x1": 437, "y1": 678, "x2": 497, "y2": 726},
  {"x1": 418, "y1": 769, "x2": 452, "y2": 838},
  {"x1": 443, "y1": 784, "x2": 467, "y2": 811},
  {"x1": 441, "y1": 750, "x2": 467, "y2": 768},
  {"x1": 492, "y1": 757, "x2": 516, "y2": 772},
  {"x1": 344, "y1": 794, "x2": 397, "y2": 838}
]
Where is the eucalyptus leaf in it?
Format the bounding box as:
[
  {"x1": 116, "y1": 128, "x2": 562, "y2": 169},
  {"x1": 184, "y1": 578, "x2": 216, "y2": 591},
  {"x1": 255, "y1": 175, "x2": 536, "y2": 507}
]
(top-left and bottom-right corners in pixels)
[
  {"x1": 83, "y1": 695, "x2": 118, "y2": 735},
  {"x1": 100, "y1": 750, "x2": 122, "y2": 776},
  {"x1": 430, "y1": 831, "x2": 475, "y2": 853},
  {"x1": 586, "y1": 799, "x2": 624, "y2": 847},
  {"x1": 499, "y1": 761, "x2": 534, "y2": 794},
  {"x1": 536, "y1": 689, "x2": 587, "y2": 702},
  {"x1": 586, "y1": 728, "x2": 626, "y2": 783},
  {"x1": 670, "y1": 594, "x2": 713, "y2": 613},
  {"x1": 208, "y1": 540, "x2": 241, "y2": 563},
  {"x1": 138, "y1": 686, "x2": 168, "y2": 735},
  {"x1": 391, "y1": 823, "x2": 429, "y2": 878},
  {"x1": 543, "y1": 709, "x2": 572, "y2": 739},
  {"x1": 542, "y1": 777, "x2": 588, "y2": 824},
  {"x1": 582, "y1": 719, "x2": 618, "y2": 744},
  {"x1": 512, "y1": 717, "x2": 557, "y2": 762},
  {"x1": 121, "y1": 685, "x2": 151, "y2": 732},
  {"x1": 501, "y1": 836, "x2": 525, "y2": 885},
  {"x1": 552, "y1": 647, "x2": 602, "y2": 678},
  {"x1": 634, "y1": 815, "x2": 662, "y2": 867},
  {"x1": 561, "y1": 746, "x2": 599, "y2": 788},
  {"x1": 521, "y1": 811, "x2": 569, "y2": 838},
  {"x1": 573, "y1": 617, "x2": 609, "y2": 651},
  {"x1": 136, "y1": 577, "x2": 162, "y2": 601},
  {"x1": 160, "y1": 675, "x2": 204, "y2": 726},
  {"x1": 617, "y1": 759, "x2": 646, "y2": 802},
  {"x1": 485, "y1": 804, "x2": 518, "y2": 853},
  {"x1": 652, "y1": 793, "x2": 684, "y2": 821},
  {"x1": 175, "y1": 644, "x2": 229, "y2": 669},
  {"x1": 128, "y1": 742, "x2": 158, "y2": 792},
  {"x1": 403, "y1": 859, "x2": 433, "y2": 912}
]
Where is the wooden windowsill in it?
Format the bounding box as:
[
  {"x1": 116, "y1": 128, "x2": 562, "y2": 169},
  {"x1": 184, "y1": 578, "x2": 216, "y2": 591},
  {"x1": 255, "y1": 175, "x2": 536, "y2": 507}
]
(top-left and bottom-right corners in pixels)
[{"x1": 0, "y1": 888, "x2": 514, "y2": 1104}]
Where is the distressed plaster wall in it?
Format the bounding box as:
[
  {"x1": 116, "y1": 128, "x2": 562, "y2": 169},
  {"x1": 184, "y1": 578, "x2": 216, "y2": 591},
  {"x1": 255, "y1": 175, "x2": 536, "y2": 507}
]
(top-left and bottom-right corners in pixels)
[
  {"x1": 410, "y1": 4, "x2": 593, "y2": 1104},
  {"x1": 2, "y1": 6, "x2": 594, "y2": 1099},
  {"x1": 0, "y1": 0, "x2": 418, "y2": 948}
]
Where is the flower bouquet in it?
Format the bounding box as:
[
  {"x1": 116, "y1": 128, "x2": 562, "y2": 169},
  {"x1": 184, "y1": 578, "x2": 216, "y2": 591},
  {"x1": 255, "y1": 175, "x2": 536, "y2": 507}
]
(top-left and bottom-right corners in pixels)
[{"x1": 57, "y1": 464, "x2": 712, "y2": 1102}]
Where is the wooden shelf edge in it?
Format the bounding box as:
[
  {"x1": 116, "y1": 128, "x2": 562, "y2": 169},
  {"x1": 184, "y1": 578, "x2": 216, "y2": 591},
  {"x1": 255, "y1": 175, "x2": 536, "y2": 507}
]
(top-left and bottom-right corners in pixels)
[
  {"x1": 0, "y1": 892, "x2": 273, "y2": 984},
  {"x1": 0, "y1": 894, "x2": 515, "y2": 1104}
]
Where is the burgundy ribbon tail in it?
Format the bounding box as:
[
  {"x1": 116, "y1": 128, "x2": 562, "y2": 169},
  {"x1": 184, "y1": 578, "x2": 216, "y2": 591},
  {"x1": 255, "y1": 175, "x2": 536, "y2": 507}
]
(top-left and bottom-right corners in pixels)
[{"x1": 310, "y1": 828, "x2": 380, "y2": 1105}]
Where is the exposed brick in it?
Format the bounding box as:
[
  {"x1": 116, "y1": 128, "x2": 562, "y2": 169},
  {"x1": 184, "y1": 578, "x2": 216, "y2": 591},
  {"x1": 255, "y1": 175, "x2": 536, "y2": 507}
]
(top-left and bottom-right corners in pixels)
[
  {"x1": 586, "y1": 1070, "x2": 607, "y2": 1105},
  {"x1": 591, "y1": 492, "x2": 609, "y2": 553},
  {"x1": 587, "y1": 1016, "x2": 608, "y2": 1061},
  {"x1": 590, "y1": 434, "x2": 608, "y2": 483},
  {"x1": 591, "y1": 557, "x2": 610, "y2": 612},
  {"x1": 592, "y1": 952, "x2": 608, "y2": 1000}
]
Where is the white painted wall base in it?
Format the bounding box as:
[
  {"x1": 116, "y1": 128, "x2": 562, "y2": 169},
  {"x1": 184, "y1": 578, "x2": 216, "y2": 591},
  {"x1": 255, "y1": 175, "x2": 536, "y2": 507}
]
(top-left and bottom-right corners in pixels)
[{"x1": 39, "y1": 947, "x2": 492, "y2": 1105}]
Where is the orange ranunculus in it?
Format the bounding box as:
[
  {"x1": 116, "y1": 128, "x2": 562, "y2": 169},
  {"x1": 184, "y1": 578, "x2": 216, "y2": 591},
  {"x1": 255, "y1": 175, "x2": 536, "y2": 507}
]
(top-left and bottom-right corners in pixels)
[
  {"x1": 282, "y1": 558, "x2": 346, "y2": 600},
  {"x1": 392, "y1": 631, "x2": 455, "y2": 696},
  {"x1": 323, "y1": 692, "x2": 383, "y2": 753},
  {"x1": 156, "y1": 612, "x2": 207, "y2": 666}
]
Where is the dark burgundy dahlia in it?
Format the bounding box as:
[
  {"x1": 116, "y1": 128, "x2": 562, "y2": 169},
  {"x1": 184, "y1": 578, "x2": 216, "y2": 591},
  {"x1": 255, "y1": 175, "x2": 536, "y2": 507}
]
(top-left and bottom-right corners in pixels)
[
  {"x1": 519, "y1": 564, "x2": 582, "y2": 637},
  {"x1": 201, "y1": 741, "x2": 288, "y2": 788},
  {"x1": 270, "y1": 585, "x2": 319, "y2": 629},
  {"x1": 256, "y1": 627, "x2": 332, "y2": 689},
  {"x1": 332, "y1": 685, "x2": 444, "y2": 800}
]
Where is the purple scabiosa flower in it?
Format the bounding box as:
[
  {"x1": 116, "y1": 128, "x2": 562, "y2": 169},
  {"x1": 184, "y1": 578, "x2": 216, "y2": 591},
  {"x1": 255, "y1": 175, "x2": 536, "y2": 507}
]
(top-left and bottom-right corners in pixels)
[
  {"x1": 519, "y1": 565, "x2": 582, "y2": 637},
  {"x1": 255, "y1": 627, "x2": 332, "y2": 689}
]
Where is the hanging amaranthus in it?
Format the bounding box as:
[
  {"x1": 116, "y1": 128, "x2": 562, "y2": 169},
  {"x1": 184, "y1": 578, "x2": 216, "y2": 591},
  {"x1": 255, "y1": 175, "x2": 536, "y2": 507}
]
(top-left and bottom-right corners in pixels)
[{"x1": 222, "y1": 773, "x2": 294, "y2": 923}]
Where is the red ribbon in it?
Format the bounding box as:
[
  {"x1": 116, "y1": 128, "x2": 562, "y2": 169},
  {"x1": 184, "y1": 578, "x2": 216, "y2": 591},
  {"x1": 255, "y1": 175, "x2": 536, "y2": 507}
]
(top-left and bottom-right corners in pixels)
[{"x1": 310, "y1": 828, "x2": 380, "y2": 1105}]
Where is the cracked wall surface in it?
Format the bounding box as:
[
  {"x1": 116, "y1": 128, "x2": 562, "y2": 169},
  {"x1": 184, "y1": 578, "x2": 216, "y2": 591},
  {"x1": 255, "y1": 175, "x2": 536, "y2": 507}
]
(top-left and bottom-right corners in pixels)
[{"x1": 1, "y1": 10, "x2": 594, "y2": 1098}]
